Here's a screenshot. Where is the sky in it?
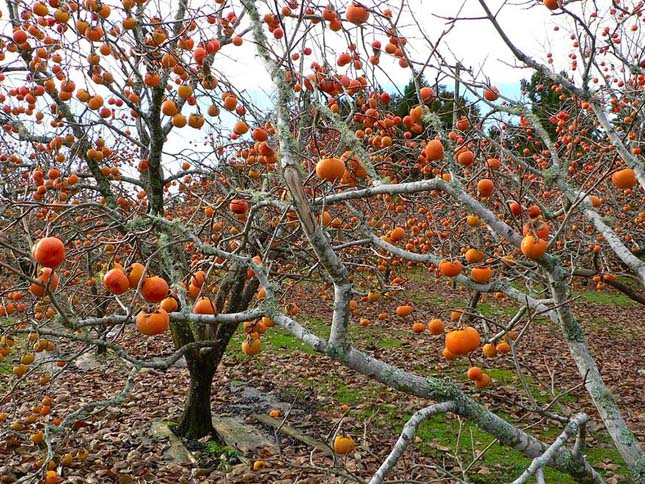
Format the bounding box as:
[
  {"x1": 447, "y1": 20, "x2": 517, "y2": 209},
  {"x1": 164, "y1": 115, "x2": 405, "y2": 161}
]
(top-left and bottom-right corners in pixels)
[
  {"x1": 0, "y1": 0, "x2": 572, "y2": 105},
  {"x1": 0, "y1": 0, "x2": 583, "y2": 172},
  {"x1": 212, "y1": 0, "x2": 565, "y2": 94}
]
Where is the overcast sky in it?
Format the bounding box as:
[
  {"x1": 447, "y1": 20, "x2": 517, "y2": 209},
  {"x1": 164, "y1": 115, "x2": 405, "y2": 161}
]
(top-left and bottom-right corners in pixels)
[
  {"x1": 0, "y1": 0, "x2": 582, "y2": 168},
  {"x1": 214, "y1": 0, "x2": 565, "y2": 96}
]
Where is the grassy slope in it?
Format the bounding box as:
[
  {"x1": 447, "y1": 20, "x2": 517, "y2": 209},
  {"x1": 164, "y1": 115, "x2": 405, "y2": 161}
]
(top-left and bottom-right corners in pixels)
[{"x1": 223, "y1": 281, "x2": 633, "y2": 483}]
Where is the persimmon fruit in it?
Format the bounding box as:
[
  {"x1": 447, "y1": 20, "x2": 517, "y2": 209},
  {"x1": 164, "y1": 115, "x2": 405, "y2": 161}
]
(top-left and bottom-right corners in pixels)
[
  {"x1": 103, "y1": 268, "x2": 129, "y2": 295},
  {"x1": 136, "y1": 308, "x2": 169, "y2": 336},
  {"x1": 345, "y1": 4, "x2": 369, "y2": 25},
  {"x1": 316, "y1": 157, "x2": 345, "y2": 182},
  {"x1": 140, "y1": 276, "x2": 169, "y2": 303},
  {"x1": 445, "y1": 326, "x2": 480, "y2": 355},
  {"x1": 33, "y1": 237, "x2": 66, "y2": 268},
  {"x1": 333, "y1": 435, "x2": 356, "y2": 454},
  {"x1": 521, "y1": 235, "x2": 547, "y2": 259}
]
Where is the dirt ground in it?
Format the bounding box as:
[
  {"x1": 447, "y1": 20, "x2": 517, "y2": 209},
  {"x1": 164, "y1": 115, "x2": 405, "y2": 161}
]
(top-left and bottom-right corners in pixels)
[{"x1": 1, "y1": 274, "x2": 643, "y2": 483}]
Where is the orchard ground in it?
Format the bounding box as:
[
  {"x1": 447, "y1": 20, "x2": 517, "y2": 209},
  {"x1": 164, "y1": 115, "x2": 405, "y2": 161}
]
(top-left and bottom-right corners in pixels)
[{"x1": 1, "y1": 269, "x2": 642, "y2": 483}]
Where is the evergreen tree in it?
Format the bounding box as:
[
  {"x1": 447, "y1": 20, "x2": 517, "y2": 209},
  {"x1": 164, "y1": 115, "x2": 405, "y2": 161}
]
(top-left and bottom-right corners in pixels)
[{"x1": 389, "y1": 76, "x2": 480, "y2": 134}]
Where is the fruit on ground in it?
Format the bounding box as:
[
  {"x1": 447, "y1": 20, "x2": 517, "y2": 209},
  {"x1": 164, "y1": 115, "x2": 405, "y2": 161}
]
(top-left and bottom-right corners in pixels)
[{"x1": 333, "y1": 435, "x2": 356, "y2": 454}]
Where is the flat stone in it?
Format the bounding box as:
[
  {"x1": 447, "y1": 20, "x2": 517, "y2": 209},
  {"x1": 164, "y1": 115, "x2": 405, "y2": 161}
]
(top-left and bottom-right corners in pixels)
[
  {"x1": 150, "y1": 421, "x2": 197, "y2": 465},
  {"x1": 253, "y1": 414, "x2": 332, "y2": 455},
  {"x1": 228, "y1": 381, "x2": 291, "y2": 412},
  {"x1": 212, "y1": 416, "x2": 278, "y2": 458},
  {"x1": 229, "y1": 381, "x2": 266, "y2": 401},
  {"x1": 75, "y1": 352, "x2": 100, "y2": 371},
  {"x1": 34, "y1": 350, "x2": 57, "y2": 373},
  {"x1": 146, "y1": 356, "x2": 187, "y2": 368}
]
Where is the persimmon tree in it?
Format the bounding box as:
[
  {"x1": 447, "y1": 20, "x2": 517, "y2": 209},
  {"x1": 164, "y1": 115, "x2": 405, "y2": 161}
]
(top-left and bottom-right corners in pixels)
[{"x1": 0, "y1": 0, "x2": 643, "y2": 483}]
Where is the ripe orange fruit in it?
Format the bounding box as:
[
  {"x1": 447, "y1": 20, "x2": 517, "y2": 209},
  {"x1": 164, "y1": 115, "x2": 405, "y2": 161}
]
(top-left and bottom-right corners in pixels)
[
  {"x1": 396, "y1": 305, "x2": 414, "y2": 317},
  {"x1": 411, "y1": 322, "x2": 425, "y2": 333},
  {"x1": 424, "y1": 139, "x2": 444, "y2": 161},
  {"x1": 33, "y1": 237, "x2": 66, "y2": 268},
  {"x1": 442, "y1": 347, "x2": 457, "y2": 360},
  {"x1": 483, "y1": 87, "x2": 499, "y2": 101},
  {"x1": 45, "y1": 470, "x2": 58, "y2": 484},
  {"x1": 30, "y1": 268, "x2": 59, "y2": 297},
  {"x1": 477, "y1": 179, "x2": 494, "y2": 197},
  {"x1": 316, "y1": 157, "x2": 345, "y2": 182},
  {"x1": 229, "y1": 198, "x2": 249, "y2": 214},
  {"x1": 457, "y1": 150, "x2": 475, "y2": 166},
  {"x1": 449, "y1": 310, "x2": 463, "y2": 322},
  {"x1": 520, "y1": 235, "x2": 547, "y2": 259},
  {"x1": 252, "y1": 127, "x2": 268, "y2": 141},
  {"x1": 126, "y1": 263, "x2": 145, "y2": 289},
  {"x1": 467, "y1": 367, "x2": 483, "y2": 381},
  {"x1": 482, "y1": 343, "x2": 497, "y2": 357},
  {"x1": 177, "y1": 84, "x2": 193, "y2": 100},
  {"x1": 496, "y1": 341, "x2": 511, "y2": 354},
  {"x1": 233, "y1": 120, "x2": 249, "y2": 135},
  {"x1": 427, "y1": 318, "x2": 444, "y2": 335},
  {"x1": 466, "y1": 214, "x2": 481, "y2": 227},
  {"x1": 345, "y1": 5, "x2": 369, "y2": 25},
  {"x1": 389, "y1": 227, "x2": 405, "y2": 242},
  {"x1": 333, "y1": 435, "x2": 356, "y2": 454},
  {"x1": 161, "y1": 99, "x2": 178, "y2": 116},
  {"x1": 160, "y1": 296, "x2": 179, "y2": 312},
  {"x1": 464, "y1": 248, "x2": 484, "y2": 264},
  {"x1": 103, "y1": 268, "x2": 129, "y2": 295},
  {"x1": 140, "y1": 276, "x2": 169, "y2": 303},
  {"x1": 420, "y1": 87, "x2": 435, "y2": 103},
  {"x1": 13, "y1": 29, "x2": 28, "y2": 44},
  {"x1": 242, "y1": 337, "x2": 261, "y2": 355},
  {"x1": 193, "y1": 297, "x2": 216, "y2": 314},
  {"x1": 470, "y1": 266, "x2": 493, "y2": 284},
  {"x1": 445, "y1": 326, "x2": 480, "y2": 355},
  {"x1": 438, "y1": 260, "x2": 463, "y2": 277},
  {"x1": 475, "y1": 373, "x2": 491, "y2": 388},
  {"x1": 611, "y1": 168, "x2": 636, "y2": 189},
  {"x1": 136, "y1": 308, "x2": 170, "y2": 336}
]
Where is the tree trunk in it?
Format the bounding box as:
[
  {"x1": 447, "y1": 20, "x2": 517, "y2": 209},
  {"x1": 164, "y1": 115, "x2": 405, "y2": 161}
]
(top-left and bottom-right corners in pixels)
[
  {"x1": 174, "y1": 263, "x2": 260, "y2": 439},
  {"x1": 547, "y1": 269, "x2": 645, "y2": 482},
  {"x1": 176, "y1": 356, "x2": 217, "y2": 439}
]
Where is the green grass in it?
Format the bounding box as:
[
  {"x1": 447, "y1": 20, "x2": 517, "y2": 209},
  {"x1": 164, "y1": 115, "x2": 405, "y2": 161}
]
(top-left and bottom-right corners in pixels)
[
  {"x1": 204, "y1": 440, "x2": 238, "y2": 458},
  {"x1": 227, "y1": 317, "x2": 329, "y2": 359},
  {"x1": 576, "y1": 290, "x2": 637, "y2": 306},
  {"x1": 0, "y1": 358, "x2": 12, "y2": 391},
  {"x1": 478, "y1": 301, "x2": 522, "y2": 319},
  {"x1": 218, "y1": 273, "x2": 631, "y2": 483},
  {"x1": 262, "y1": 330, "x2": 318, "y2": 354},
  {"x1": 358, "y1": 404, "x2": 627, "y2": 483},
  {"x1": 334, "y1": 383, "x2": 366, "y2": 404},
  {"x1": 226, "y1": 315, "x2": 409, "y2": 359},
  {"x1": 376, "y1": 337, "x2": 403, "y2": 349},
  {"x1": 484, "y1": 368, "x2": 576, "y2": 414}
]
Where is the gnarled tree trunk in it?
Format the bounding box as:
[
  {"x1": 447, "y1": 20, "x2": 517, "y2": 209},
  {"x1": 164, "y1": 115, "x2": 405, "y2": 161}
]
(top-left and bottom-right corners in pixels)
[
  {"x1": 174, "y1": 263, "x2": 260, "y2": 439},
  {"x1": 177, "y1": 355, "x2": 218, "y2": 438}
]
